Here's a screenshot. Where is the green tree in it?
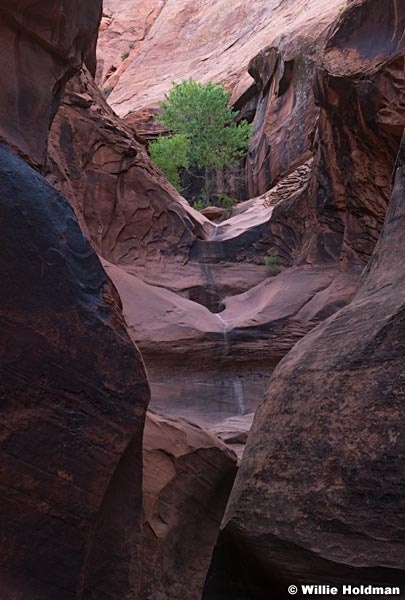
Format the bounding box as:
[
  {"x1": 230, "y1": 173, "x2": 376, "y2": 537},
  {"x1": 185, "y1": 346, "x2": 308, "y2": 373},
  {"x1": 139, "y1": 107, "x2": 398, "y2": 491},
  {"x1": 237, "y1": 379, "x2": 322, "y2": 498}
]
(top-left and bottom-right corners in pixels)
[
  {"x1": 149, "y1": 134, "x2": 190, "y2": 191},
  {"x1": 150, "y1": 78, "x2": 252, "y2": 202}
]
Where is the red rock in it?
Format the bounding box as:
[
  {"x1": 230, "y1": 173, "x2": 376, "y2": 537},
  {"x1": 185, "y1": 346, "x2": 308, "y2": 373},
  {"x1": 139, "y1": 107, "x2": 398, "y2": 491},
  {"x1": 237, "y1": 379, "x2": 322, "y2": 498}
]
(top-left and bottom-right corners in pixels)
[
  {"x1": 96, "y1": 0, "x2": 165, "y2": 88},
  {"x1": 103, "y1": 0, "x2": 343, "y2": 123},
  {"x1": 47, "y1": 69, "x2": 210, "y2": 266},
  {"x1": 102, "y1": 258, "x2": 358, "y2": 372},
  {"x1": 0, "y1": 3, "x2": 152, "y2": 598},
  {"x1": 0, "y1": 145, "x2": 149, "y2": 599},
  {"x1": 308, "y1": 0, "x2": 405, "y2": 267},
  {"x1": 141, "y1": 412, "x2": 237, "y2": 599},
  {"x1": 200, "y1": 206, "x2": 225, "y2": 222},
  {"x1": 0, "y1": 1, "x2": 102, "y2": 168},
  {"x1": 208, "y1": 133, "x2": 405, "y2": 598},
  {"x1": 210, "y1": 413, "x2": 255, "y2": 460}
]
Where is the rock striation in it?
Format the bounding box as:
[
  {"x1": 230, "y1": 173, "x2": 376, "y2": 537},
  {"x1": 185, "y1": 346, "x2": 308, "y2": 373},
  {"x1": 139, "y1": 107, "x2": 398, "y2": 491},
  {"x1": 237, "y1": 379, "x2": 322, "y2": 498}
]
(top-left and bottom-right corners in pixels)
[
  {"x1": 207, "y1": 133, "x2": 405, "y2": 599},
  {"x1": 0, "y1": 1, "x2": 102, "y2": 168},
  {"x1": 308, "y1": 0, "x2": 405, "y2": 268},
  {"x1": 0, "y1": 145, "x2": 149, "y2": 600},
  {"x1": 0, "y1": 2, "x2": 152, "y2": 599},
  {"x1": 47, "y1": 69, "x2": 208, "y2": 267}
]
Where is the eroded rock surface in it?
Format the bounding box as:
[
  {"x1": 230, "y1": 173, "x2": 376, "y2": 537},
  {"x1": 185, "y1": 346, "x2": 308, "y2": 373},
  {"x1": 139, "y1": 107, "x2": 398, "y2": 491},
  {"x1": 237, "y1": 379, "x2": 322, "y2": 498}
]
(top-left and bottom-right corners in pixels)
[
  {"x1": 208, "y1": 132, "x2": 405, "y2": 599},
  {"x1": 141, "y1": 412, "x2": 237, "y2": 600},
  {"x1": 104, "y1": 0, "x2": 342, "y2": 117},
  {"x1": 48, "y1": 71, "x2": 360, "y2": 373},
  {"x1": 96, "y1": 0, "x2": 166, "y2": 91},
  {"x1": 0, "y1": 145, "x2": 149, "y2": 600},
  {"x1": 47, "y1": 69, "x2": 208, "y2": 266},
  {"x1": 0, "y1": 3, "x2": 153, "y2": 599},
  {"x1": 210, "y1": 413, "x2": 255, "y2": 460},
  {"x1": 309, "y1": 0, "x2": 405, "y2": 267},
  {"x1": 0, "y1": 1, "x2": 102, "y2": 167}
]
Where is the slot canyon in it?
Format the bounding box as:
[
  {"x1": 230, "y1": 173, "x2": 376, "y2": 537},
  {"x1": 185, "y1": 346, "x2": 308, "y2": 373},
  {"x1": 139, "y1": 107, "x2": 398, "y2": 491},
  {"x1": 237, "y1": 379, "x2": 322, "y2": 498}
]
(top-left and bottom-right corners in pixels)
[{"x1": 0, "y1": 1, "x2": 404, "y2": 599}]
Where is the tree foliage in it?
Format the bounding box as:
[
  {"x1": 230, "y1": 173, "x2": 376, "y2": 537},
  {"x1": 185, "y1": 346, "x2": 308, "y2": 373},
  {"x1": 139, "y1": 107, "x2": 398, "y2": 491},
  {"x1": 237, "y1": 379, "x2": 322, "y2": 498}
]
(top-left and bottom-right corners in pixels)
[
  {"x1": 149, "y1": 78, "x2": 252, "y2": 200},
  {"x1": 149, "y1": 134, "x2": 190, "y2": 191}
]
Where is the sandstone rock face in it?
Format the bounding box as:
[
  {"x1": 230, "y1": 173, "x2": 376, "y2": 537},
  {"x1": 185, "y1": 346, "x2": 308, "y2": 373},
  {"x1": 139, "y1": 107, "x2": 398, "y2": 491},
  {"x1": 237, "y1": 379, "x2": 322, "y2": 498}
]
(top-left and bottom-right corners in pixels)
[
  {"x1": 244, "y1": 0, "x2": 405, "y2": 262},
  {"x1": 308, "y1": 0, "x2": 405, "y2": 268},
  {"x1": 210, "y1": 413, "x2": 255, "y2": 460},
  {"x1": 0, "y1": 1, "x2": 102, "y2": 167},
  {"x1": 102, "y1": 0, "x2": 344, "y2": 192},
  {"x1": 104, "y1": 0, "x2": 342, "y2": 118},
  {"x1": 0, "y1": 3, "x2": 153, "y2": 598},
  {"x1": 48, "y1": 73, "x2": 359, "y2": 373},
  {"x1": 96, "y1": 0, "x2": 166, "y2": 90},
  {"x1": 47, "y1": 69, "x2": 209, "y2": 266},
  {"x1": 208, "y1": 133, "x2": 405, "y2": 598},
  {"x1": 141, "y1": 412, "x2": 237, "y2": 600},
  {"x1": 103, "y1": 258, "x2": 358, "y2": 371},
  {"x1": 0, "y1": 145, "x2": 149, "y2": 599}
]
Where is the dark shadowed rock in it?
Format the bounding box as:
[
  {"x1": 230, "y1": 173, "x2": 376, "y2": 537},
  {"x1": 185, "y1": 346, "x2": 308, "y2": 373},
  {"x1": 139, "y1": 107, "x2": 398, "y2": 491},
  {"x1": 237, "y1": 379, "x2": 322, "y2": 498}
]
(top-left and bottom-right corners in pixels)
[
  {"x1": 0, "y1": 145, "x2": 149, "y2": 599},
  {"x1": 307, "y1": 0, "x2": 405, "y2": 268},
  {"x1": 0, "y1": 0, "x2": 102, "y2": 167},
  {"x1": 141, "y1": 412, "x2": 237, "y2": 600},
  {"x1": 209, "y1": 133, "x2": 405, "y2": 598}
]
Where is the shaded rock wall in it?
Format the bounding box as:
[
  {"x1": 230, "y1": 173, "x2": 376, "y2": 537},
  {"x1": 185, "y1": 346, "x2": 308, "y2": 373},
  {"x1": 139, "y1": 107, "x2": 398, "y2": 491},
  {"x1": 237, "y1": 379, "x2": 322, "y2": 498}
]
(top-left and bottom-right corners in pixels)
[
  {"x1": 0, "y1": 145, "x2": 149, "y2": 600},
  {"x1": 307, "y1": 0, "x2": 405, "y2": 267},
  {"x1": 207, "y1": 132, "x2": 405, "y2": 598},
  {"x1": 204, "y1": 3, "x2": 405, "y2": 595},
  {"x1": 0, "y1": 2, "x2": 153, "y2": 599},
  {"x1": 245, "y1": 42, "x2": 318, "y2": 198},
  {"x1": 242, "y1": 0, "x2": 405, "y2": 268},
  {"x1": 0, "y1": 1, "x2": 102, "y2": 168}
]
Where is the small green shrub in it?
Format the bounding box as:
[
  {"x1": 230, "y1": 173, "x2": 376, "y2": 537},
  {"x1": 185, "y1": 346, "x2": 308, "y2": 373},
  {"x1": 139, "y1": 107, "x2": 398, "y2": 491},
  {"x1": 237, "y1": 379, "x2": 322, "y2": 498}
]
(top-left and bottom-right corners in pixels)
[
  {"x1": 192, "y1": 199, "x2": 205, "y2": 211},
  {"x1": 264, "y1": 254, "x2": 280, "y2": 275},
  {"x1": 121, "y1": 51, "x2": 129, "y2": 61},
  {"x1": 216, "y1": 193, "x2": 236, "y2": 209},
  {"x1": 129, "y1": 42, "x2": 135, "y2": 49}
]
